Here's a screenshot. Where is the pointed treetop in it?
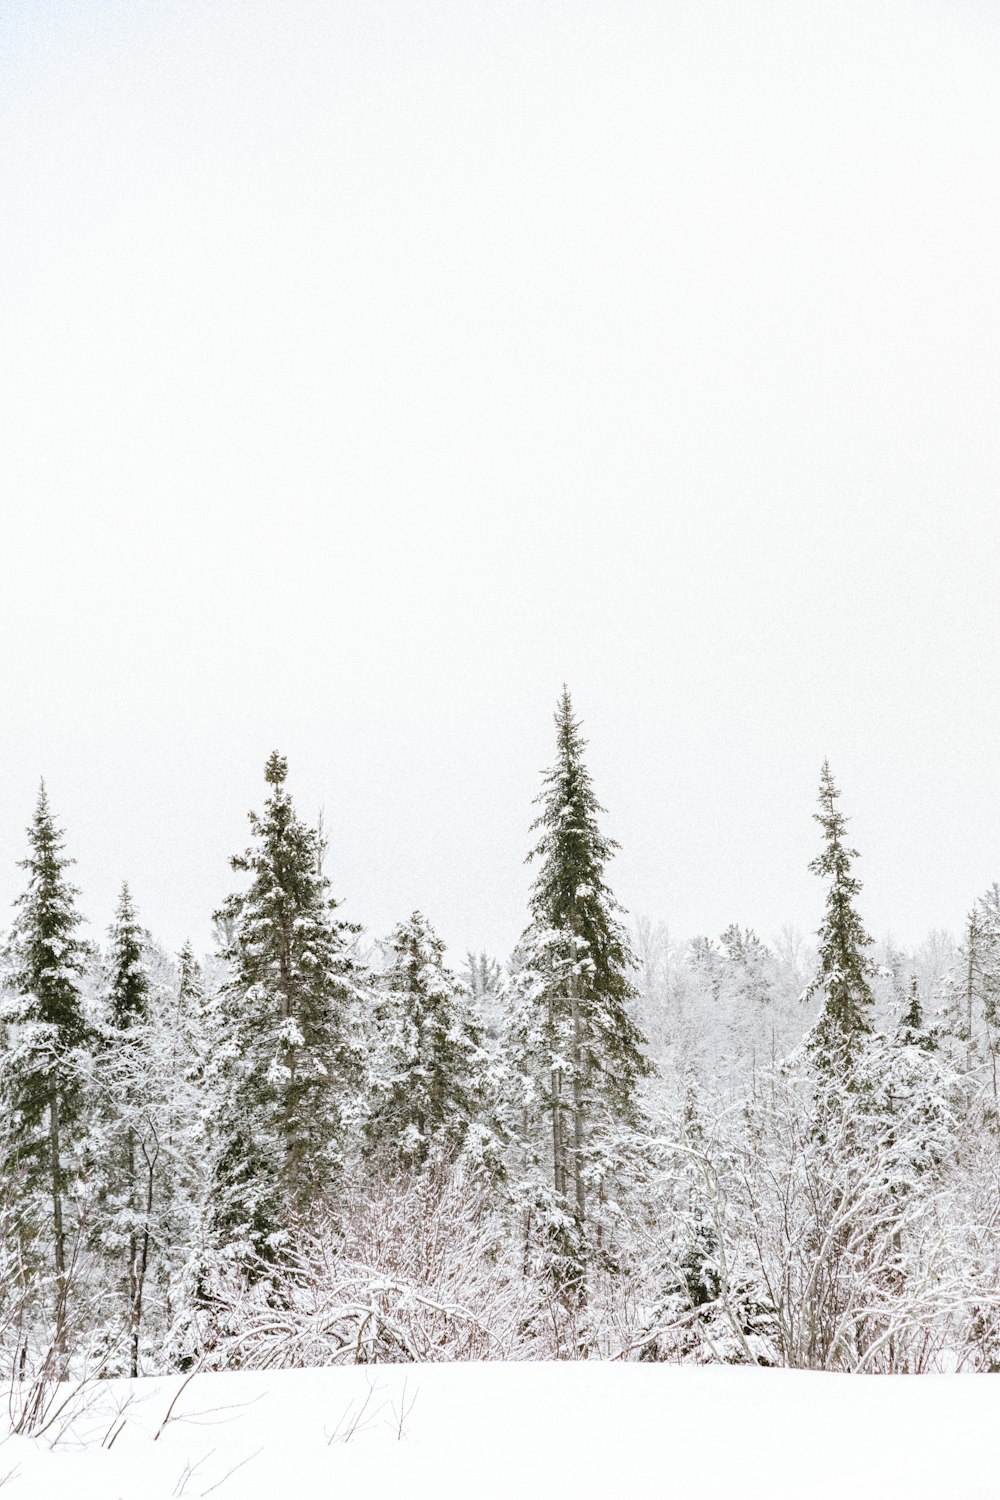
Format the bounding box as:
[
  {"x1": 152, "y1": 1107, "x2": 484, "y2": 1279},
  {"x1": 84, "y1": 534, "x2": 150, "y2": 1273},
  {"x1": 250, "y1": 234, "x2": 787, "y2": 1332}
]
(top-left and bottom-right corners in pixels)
[
  {"x1": 176, "y1": 940, "x2": 203, "y2": 1006},
  {"x1": 810, "y1": 760, "x2": 862, "y2": 879},
  {"x1": 815, "y1": 757, "x2": 847, "y2": 824},
  {"x1": 899, "y1": 973, "x2": 937, "y2": 1052},
  {"x1": 111, "y1": 880, "x2": 143, "y2": 933},
  {"x1": 29, "y1": 777, "x2": 56, "y2": 835},
  {"x1": 264, "y1": 751, "x2": 288, "y2": 787},
  {"x1": 529, "y1": 688, "x2": 616, "y2": 883},
  {"x1": 19, "y1": 780, "x2": 77, "y2": 878},
  {"x1": 10, "y1": 781, "x2": 87, "y2": 1043},
  {"x1": 107, "y1": 880, "x2": 150, "y2": 1032},
  {"x1": 553, "y1": 684, "x2": 587, "y2": 760},
  {"x1": 901, "y1": 974, "x2": 923, "y2": 1033}
]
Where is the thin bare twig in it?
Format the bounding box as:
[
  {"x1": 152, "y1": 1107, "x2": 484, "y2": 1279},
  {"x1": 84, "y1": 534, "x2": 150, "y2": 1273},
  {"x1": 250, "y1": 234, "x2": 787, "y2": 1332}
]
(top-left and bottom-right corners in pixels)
[
  {"x1": 199, "y1": 1447, "x2": 263, "y2": 1497},
  {"x1": 388, "y1": 1377, "x2": 418, "y2": 1441}
]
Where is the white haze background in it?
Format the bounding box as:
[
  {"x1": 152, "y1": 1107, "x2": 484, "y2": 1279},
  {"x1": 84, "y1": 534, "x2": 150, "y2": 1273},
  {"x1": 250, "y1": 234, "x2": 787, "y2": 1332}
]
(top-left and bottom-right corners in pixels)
[{"x1": 2, "y1": 0, "x2": 1000, "y2": 958}]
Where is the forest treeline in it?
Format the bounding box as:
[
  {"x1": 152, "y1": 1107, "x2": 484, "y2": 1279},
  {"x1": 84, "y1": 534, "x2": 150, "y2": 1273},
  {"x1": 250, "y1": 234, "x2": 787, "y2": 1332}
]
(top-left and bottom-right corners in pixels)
[{"x1": 2, "y1": 688, "x2": 1000, "y2": 1387}]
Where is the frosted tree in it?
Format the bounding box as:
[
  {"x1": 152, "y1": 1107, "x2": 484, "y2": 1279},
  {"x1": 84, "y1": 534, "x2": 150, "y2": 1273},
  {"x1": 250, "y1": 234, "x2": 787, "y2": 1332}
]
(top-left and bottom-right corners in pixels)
[
  {"x1": 91, "y1": 883, "x2": 161, "y2": 1376},
  {"x1": 727, "y1": 1036, "x2": 965, "y2": 1371},
  {"x1": 688, "y1": 936, "x2": 724, "y2": 1005},
  {"x1": 803, "y1": 762, "x2": 876, "y2": 1077},
  {"x1": 1, "y1": 784, "x2": 91, "y2": 1355},
  {"x1": 209, "y1": 753, "x2": 364, "y2": 1258},
  {"x1": 158, "y1": 943, "x2": 229, "y2": 1368},
  {"x1": 718, "y1": 924, "x2": 780, "y2": 1075},
  {"x1": 684, "y1": 932, "x2": 776, "y2": 1082},
  {"x1": 967, "y1": 887, "x2": 1000, "y2": 1106},
  {"x1": 631, "y1": 918, "x2": 676, "y2": 1072},
  {"x1": 878, "y1": 938, "x2": 911, "y2": 1023},
  {"x1": 509, "y1": 688, "x2": 651, "y2": 1290},
  {"x1": 463, "y1": 950, "x2": 506, "y2": 1046},
  {"x1": 365, "y1": 912, "x2": 495, "y2": 1171},
  {"x1": 638, "y1": 1070, "x2": 766, "y2": 1365},
  {"x1": 719, "y1": 925, "x2": 773, "y2": 1013},
  {"x1": 169, "y1": 942, "x2": 210, "y2": 1105},
  {"x1": 898, "y1": 974, "x2": 936, "y2": 1052}
]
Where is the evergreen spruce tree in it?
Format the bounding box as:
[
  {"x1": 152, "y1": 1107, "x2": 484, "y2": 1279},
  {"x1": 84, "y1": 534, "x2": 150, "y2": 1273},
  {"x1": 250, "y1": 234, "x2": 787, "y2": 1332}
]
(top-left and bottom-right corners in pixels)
[
  {"x1": 93, "y1": 883, "x2": 159, "y2": 1376},
  {"x1": 804, "y1": 761, "x2": 876, "y2": 1075},
  {"x1": 106, "y1": 884, "x2": 149, "y2": 1030},
  {"x1": 159, "y1": 942, "x2": 222, "y2": 1368},
  {"x1": 510, "y1": 688, "x2": 650, "y2": 1288},
  {"x1": 1, "y1": 783, "x2": 90, "y2": 1351},
  {"x1": 210, "y1": 753, "x2": 363, "y2": 1258},
  {"x1": 172, "y1": 942, "x2": 208, "y2": 1088},
  {"x1": 642, "y1": 1070, "x2": 722, "y2": 1360},
  {"x1": 169, "y1": 943, "x2": 216, "y2": 1168},
  {"x1": 365, "y1": 911, "x2": 494, "y2": 1171},
  {"x1": 166, "y1": 941, "x2": 217, "y2": 1136},
  {"x1": 898, "y1": 975, "x2": 936, "y2": 1052}
]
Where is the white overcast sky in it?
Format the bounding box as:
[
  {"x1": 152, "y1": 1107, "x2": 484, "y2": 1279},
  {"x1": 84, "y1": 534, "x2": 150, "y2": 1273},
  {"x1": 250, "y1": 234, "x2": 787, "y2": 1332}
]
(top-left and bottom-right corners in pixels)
[{"x1": 2, "y1": 0, "x2": 1000, "y2": 962}]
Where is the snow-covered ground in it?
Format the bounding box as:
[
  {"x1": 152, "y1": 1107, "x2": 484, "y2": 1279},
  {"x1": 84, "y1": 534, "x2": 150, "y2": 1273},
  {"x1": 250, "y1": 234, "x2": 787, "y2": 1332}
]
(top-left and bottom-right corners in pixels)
[{"x1": 1, "y1": 1362, "x2": 996, "y2": 1498}]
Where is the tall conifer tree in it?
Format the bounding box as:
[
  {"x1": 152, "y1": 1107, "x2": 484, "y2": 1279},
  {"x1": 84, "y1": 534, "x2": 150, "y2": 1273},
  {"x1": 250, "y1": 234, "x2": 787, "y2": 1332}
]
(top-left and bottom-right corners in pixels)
[
  {"x1": 511, "y1": 689, "x2": 650, "y2": 1277},
  {"x1": 2, "y1": 783, "x2": 90, "y2": 1347},
  {"x1": 804, "y1": 761, "x2": 876, "y2": 1074},
  {"x1": 210, "y1": 753, "x2": 363, "y2": 1256},
  {"x1": 93, "y1": 883, "x2": 159, "y2": 1376}
]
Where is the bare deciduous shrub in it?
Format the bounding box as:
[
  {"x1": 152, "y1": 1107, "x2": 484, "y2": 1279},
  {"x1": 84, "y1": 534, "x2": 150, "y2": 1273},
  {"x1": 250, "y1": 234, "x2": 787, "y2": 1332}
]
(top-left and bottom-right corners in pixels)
[{"x1": 199, "y1": 1169, "x2": 555, "y2": 1368}]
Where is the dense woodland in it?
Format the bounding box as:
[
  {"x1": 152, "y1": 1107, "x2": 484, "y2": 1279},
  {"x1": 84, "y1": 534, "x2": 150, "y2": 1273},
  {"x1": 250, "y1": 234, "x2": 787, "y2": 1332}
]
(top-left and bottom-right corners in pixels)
[{"x1": 2, "y1": 690, "x2": 1000, "y2": 1385}]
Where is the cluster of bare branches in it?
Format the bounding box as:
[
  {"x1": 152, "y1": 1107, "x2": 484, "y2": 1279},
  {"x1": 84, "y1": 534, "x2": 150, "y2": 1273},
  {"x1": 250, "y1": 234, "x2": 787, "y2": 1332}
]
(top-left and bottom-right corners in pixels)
[
  {"x1": 198, "y1": 1170, "x2": 555, "y2": 1368},
  {"x1": 624, "y1": 1047, "x2": 1000, "y2": 1373}
]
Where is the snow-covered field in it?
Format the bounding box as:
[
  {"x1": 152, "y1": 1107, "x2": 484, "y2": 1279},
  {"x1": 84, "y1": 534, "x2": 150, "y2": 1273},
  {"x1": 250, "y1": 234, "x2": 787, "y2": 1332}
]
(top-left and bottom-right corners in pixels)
[{"x1": 1, "y1": 1363, "x2": 996, "y2": 1499}]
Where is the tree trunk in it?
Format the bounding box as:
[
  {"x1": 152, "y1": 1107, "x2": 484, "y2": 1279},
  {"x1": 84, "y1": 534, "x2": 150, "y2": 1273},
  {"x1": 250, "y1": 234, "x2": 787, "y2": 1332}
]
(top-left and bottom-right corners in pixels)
[
  {"x1": 130, "y1": 1134, "x2": 157, "y2": 1380},
  {"x1": 568, "y1": 938, "x2": 588, "y2": 1321},
  {"x1": 48, "y1": 1080, "x2": 67, "y2": 1368},
  {"x1": 569, "y1": 966, "x2": 587, "y2": 1228},
  {"x1": 966, "y1": 918, "x2": 977, "y2": 1071},
  {"x1": 551, "y1": 1078, "x2": 565, "y2": 1199},
  {"x1": 549, "y1": 985, "x2": 566, "y2": 1199},
  {"x1": 126, "y1": 1128, "x2": 138, "y2": 1376}
]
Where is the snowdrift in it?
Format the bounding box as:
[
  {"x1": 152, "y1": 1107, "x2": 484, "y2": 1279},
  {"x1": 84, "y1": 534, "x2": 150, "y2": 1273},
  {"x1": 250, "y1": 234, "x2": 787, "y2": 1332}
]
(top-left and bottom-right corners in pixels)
[{"x1": 1, "y1": 1361, "x2": 996, "y2": 1499}]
